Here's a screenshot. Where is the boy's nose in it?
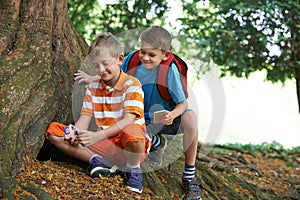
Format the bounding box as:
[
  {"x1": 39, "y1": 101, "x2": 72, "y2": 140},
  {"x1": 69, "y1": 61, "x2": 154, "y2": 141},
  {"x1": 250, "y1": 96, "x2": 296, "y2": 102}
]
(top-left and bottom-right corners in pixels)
[
  {"x1": 98, "y1": 65, "x2": 106, "y2": 73},
  {"x1": 141, "y1": 55, "x2": 150, "y2": 62},
  {"x1": 95, "y1": 65, "x2": 105, "y2": 74}
]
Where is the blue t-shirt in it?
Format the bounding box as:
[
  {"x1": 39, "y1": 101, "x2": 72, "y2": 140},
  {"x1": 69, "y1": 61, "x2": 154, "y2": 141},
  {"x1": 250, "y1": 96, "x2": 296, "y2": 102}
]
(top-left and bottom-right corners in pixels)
[{"x1": 121, "y1": 51, "x2": 186, "y2": 121}]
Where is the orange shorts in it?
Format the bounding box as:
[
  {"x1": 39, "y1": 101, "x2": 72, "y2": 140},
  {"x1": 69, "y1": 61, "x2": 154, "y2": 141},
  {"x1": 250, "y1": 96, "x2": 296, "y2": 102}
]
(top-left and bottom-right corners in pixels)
[{"x1": 46, "y1": 122, "x2": 151, "y2": 166}]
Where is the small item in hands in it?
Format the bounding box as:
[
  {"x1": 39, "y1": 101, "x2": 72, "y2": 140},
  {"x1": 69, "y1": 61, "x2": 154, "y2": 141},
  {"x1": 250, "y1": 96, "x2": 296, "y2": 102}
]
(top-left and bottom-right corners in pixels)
[
  {"x1": 64, "y1": 124, "x2": 79, "y2": 140},
  {"x1": 154, "y1": 110, "x2": 168, "y2": 124}
]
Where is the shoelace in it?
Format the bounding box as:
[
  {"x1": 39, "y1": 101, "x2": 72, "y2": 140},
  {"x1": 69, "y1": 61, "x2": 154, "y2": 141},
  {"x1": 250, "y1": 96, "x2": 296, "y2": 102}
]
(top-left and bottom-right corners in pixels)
[
  {"x1": 129, "y1": 171, "x2": 141, "y2": 183},
  {"x1": 92, "y1": 159, "x2": 107, "y2": 168}
]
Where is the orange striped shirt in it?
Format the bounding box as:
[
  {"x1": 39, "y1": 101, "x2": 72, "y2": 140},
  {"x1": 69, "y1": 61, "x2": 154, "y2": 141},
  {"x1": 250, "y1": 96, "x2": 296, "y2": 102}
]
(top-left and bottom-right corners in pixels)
[{"x1": 80, "y1": 70, "x2": 145, "y2": 129}]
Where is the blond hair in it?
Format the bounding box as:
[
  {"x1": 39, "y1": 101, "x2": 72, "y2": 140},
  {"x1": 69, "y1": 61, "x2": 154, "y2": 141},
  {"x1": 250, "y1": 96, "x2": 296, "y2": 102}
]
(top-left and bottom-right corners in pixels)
[
  {"x1": 140, "y1": 26, "x2": 172, "y2": 51},
  {"x1": 89, "y1": 32, "x2": 124, "y2": 57}
]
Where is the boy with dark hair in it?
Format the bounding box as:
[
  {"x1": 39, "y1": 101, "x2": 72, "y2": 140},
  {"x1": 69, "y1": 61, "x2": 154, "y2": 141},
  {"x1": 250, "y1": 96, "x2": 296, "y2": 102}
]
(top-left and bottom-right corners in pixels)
[
  {"x1": 124, "y1": 26, "x2": 201, "y2": 200},
  {"x1": 46, "y1": 32, "x2": 150, "y2": 194}
]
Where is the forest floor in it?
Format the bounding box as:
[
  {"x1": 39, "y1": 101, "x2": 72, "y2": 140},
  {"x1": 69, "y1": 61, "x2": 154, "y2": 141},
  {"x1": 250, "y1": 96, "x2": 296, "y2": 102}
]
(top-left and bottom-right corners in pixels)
[{"x1": 14, "y1": 143, "x2": 300, "y2": 200}]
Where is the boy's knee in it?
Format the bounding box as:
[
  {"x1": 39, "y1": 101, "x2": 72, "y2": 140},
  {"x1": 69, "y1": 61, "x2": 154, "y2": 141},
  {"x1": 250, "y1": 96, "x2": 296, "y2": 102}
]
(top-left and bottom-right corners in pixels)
[
  {"x1": 183, "y1": 110, "x2": 197, "y2": 124},
  {"x1": 45, "y1": 122, "x2": 66, "y2": 139},
  {"x1": 128, "y1": 141, "x2": 145, "y2": 149},
  {"x1": 184, "y1": 110, "x2": 197, "y2": 119},
  {"x1": 124, "y1": 141, "x2": 146, "y2": 156},
  {"x1": 47, "y1": 134, "x2": 61, "y2": 144},
  {"x1": 123, "y1": 124, "x2": 145, "y2": 138},
  {"x1": 121, "y1": 125, "x2": 147, "y2": 148},
  {"x1": 181, "y1": 110, "x2": 198, "y2": 132}
]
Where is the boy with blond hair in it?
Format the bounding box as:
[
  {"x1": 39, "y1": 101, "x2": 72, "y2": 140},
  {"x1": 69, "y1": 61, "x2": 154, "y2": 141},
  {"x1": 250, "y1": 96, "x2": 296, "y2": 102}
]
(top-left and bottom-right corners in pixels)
[{"x1": 46, "y1": 32, "x2": 150, "y2": 194}]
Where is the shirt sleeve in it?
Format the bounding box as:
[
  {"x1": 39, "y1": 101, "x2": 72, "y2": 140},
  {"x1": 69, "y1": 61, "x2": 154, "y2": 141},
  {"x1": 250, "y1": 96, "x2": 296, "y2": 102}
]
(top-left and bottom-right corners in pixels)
[{"x1": 167, "y1": 63, "x2": 186, "y2": 104}]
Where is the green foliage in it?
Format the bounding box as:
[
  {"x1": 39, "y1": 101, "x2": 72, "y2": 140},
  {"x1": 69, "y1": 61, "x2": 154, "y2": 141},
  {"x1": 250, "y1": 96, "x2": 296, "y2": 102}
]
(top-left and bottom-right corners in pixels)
[
  {"x1": 67, "y1": 1, "x2": 215, "y2": 79},
  {"x1": 242, "y1": 141, "x2": 285, "y2": 152},
  {"x1": 179, "y1": 0, "x2": 300, "y2": 83},
  {"x1": 67, "y1": 0, "x2": 300, "y2": 81},
  {"x1": 286, "y1": 160, "x2": 298, "y2": 169},
  {"x1": 214, "y1": 141, "x2": 299, "y2": 153},
  {"x1": 213, "y1": 141, "x2": 300, "y2": 169},
  {"x1": 66, "y1": 0, "x2": 300, "y2": 110},
  {"x1": 68, "y1": 0, "x2": 169, "y2": 44}
]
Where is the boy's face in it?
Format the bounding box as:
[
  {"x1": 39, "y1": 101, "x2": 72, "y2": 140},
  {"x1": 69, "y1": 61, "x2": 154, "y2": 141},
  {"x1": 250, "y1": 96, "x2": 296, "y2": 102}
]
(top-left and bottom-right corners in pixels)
[
  {"x1": 91, "y1": 49, "x2": 124, "y2": 86},
  {"x1": 139, "y1": 41, "x2": 170, "y2": 70}
]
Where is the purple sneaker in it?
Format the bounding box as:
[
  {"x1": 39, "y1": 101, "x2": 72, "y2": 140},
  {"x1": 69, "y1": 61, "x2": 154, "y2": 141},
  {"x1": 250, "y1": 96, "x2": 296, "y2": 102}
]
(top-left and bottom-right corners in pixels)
[
  {"x1": 123, "y1": 167, "x2": 143, "y2": 193},
  {"x1": 87, "y1": 156, "x2": 117, "y2": 177}
]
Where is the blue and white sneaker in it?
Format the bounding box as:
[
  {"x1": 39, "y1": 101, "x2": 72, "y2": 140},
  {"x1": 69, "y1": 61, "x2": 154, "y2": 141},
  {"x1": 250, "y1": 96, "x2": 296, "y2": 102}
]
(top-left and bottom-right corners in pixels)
[
  {"x1": 123, "y1": 167, "x2": 143, "y2": 193},
  {"x1": 87, "y1": 155, "x2": 118, "y2": 177},
  {"x1": 182, "y1": 177, "x2": 202, "y2": 200}
]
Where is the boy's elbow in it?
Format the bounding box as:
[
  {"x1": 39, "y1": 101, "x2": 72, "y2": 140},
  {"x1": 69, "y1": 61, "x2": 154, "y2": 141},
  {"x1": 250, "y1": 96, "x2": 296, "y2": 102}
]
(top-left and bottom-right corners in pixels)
[
  {"x1": 181, "y1": 100, "x2": 188, "y2": 110},
  {"x1": 181, "y1": 100, "x2": 188, "y2": 107},
  {"x1": 128, "y1": 118, "x2": 136, "y2": 124},
  {"x1": 124, "y1": 113, "x2": 137, "y2": 124}
]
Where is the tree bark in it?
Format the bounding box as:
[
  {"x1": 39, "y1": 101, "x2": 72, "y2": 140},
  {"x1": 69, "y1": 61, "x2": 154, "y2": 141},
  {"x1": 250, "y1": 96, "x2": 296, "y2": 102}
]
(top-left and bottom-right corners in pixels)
[
  {"x1": 0, "y1": 0, "x2": 88, "y2": 198},
  {"x1": 296, "y1": 69, "x2": 300, "y2": 113},
  {"x1": 290, "y1": 5, "x2": 300, "y2": 113}
]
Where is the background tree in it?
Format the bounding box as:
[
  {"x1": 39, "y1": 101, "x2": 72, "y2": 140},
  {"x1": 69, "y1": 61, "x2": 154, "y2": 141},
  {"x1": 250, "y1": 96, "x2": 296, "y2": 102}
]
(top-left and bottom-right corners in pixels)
[
  {"x1": 68, "y1": 0, "x2": 169, "y2": 43},
  {"x1": 179, "y1": 0, "x2": 300, "y2": 112},
  {"x1": 67, "y1": 0, "x2": 213, "y2": 81}
]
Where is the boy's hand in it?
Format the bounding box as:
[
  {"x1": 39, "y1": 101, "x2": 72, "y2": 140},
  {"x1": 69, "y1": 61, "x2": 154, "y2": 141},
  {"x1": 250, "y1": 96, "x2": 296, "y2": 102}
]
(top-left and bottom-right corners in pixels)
[
  {"x1": 161, "y1": 111, "x2": 175, "y2": 125},
  {"x1": 64, "y1": 124, "x2": 80, "y2": 145},
  {"x1": 74, "y1": 70, "x2": 100, "y2": 84},
  {"x1": 78, "y1": 130, "x2": 106, "y2": 146},
  {"x1": 64, "y1": 136, "x2": 81, "y2": 146}
]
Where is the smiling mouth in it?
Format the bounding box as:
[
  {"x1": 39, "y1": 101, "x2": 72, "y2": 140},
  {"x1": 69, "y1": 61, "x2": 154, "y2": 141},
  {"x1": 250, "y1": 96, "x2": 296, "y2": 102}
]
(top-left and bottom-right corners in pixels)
[
  {"x1": 142, "y1": 62, "x2": 153, "y2": 66},
  {"x1": 143, "y1": 63, "x2": 157, "y2": 69},
  {"x1": 101, "y1": 73, "x2": 109, "y2": 78}
]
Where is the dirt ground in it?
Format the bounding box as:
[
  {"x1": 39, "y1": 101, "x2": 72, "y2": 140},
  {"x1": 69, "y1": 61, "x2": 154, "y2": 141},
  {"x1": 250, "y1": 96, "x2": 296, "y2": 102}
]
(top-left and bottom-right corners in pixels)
[{"x1": 14, "y1": 145, "x2": 300, "y2": 200}]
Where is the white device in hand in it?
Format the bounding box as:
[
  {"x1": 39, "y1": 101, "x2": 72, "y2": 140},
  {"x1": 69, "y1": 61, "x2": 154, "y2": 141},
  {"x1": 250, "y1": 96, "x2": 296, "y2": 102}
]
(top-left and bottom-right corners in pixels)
[{"x1": 153, "y1": 110, "x2": 168, "y2": 124}]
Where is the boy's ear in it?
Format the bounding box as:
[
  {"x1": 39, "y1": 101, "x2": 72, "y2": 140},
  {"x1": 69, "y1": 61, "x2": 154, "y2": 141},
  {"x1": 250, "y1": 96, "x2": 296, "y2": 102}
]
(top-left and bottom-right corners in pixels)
[
  {"x1": 118, "y1": 55, "x2": 124, "y2": 66},
  {"x1": 162, "y1": 50, "x2": 171, "y2": 61}
]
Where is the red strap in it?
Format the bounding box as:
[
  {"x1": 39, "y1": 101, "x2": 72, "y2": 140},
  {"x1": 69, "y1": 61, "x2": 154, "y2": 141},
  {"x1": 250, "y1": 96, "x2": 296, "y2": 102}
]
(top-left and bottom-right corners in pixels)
[
  {"x1": 127, "y1": 50, "x2": 140, "y2": 76},
  {"x1": 173, "y1": 55, "x2": 188, "y2": 98},
  {"x1": 157, "y1": 53, "x2": 175, "y2": 101}
]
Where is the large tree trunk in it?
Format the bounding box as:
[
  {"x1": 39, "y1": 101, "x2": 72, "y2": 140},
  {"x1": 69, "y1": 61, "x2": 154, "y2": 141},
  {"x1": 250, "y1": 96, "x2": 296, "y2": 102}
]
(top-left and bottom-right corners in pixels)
[
  {"x1": 295, "y1": 69, "x2": 300, "y2": 113},
  {"x1": 0, "y1": 0, "x2": 87, "y2": 198}
]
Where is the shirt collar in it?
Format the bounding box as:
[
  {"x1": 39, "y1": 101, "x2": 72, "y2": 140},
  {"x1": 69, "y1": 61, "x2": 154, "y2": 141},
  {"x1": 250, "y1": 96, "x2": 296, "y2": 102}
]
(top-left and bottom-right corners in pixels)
[{"x1": 100, "y1": 70, "x2": 128, "y2": 91}]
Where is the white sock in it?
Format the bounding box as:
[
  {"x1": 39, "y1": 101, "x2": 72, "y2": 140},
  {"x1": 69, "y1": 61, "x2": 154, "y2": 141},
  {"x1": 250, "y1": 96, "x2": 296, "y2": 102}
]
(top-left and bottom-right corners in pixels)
[{"x1": 126, "y1": 162, "x2": 140, "y2": 169}]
